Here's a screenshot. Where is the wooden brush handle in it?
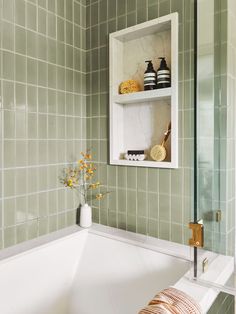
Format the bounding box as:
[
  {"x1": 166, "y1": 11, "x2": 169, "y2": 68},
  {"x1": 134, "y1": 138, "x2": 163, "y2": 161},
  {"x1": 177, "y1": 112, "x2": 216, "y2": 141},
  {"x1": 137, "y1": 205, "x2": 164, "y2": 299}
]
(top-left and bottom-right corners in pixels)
[{"x1": 162, "y1": 122, "x2": 171, "y2": 145}]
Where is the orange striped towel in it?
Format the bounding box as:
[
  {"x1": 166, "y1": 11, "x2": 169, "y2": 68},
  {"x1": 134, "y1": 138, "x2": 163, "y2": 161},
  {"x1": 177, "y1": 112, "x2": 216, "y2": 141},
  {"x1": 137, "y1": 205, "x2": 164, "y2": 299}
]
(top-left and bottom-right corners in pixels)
[{"x1": 139, "y1": 287, "x2": 202, "y2": 314}]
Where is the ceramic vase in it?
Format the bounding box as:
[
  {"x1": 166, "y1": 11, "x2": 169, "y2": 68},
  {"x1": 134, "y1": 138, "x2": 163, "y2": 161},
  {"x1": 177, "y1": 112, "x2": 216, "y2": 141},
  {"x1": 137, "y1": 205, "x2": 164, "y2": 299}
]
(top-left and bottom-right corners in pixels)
[{"x1": 79, "y1": 203, "x2": 92, "y2": 228}]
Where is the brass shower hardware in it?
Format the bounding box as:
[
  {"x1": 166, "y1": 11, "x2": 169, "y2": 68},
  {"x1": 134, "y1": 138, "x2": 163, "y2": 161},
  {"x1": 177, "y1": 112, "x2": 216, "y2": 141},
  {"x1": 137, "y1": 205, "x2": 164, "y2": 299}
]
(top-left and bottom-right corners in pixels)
[
  {"x1": 216, "y1": 210, "x2": 222, "y2": 222},
  {"x1": 189, "y1": 220, "x2": 204, "y2": 248},
  {"x1": 202, "y1": 257, "x2": 208, "y2": 273}
]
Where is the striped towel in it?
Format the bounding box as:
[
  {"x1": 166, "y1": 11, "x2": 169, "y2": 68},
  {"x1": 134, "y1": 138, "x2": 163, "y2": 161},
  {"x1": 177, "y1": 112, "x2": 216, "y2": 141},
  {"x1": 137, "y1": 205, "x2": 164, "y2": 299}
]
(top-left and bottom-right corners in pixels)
[{"x1": 139, "y1": 287, "x2": 202, "y2": 314}]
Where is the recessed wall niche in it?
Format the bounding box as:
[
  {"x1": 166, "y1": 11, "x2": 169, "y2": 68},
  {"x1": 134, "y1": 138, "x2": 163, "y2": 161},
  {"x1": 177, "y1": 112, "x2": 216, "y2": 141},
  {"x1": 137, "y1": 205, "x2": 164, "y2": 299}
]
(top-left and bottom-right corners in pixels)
[{"x1": 109, "y1": 13, "x2": 178, "y2": 168}]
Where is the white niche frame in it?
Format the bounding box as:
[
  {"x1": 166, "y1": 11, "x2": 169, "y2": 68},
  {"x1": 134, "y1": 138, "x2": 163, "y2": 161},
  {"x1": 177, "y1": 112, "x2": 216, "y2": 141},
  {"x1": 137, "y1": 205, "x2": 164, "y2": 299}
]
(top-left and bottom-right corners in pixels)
[{"x1": 109, "y1": 13, "x2": 178, "y2": 168}]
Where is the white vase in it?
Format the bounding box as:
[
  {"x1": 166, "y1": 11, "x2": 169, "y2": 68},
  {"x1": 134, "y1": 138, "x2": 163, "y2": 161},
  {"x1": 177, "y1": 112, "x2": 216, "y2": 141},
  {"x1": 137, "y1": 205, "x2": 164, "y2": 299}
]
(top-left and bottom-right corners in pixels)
[{"x1": 79, "y1": 203, "x2": 92, "y2": 228}]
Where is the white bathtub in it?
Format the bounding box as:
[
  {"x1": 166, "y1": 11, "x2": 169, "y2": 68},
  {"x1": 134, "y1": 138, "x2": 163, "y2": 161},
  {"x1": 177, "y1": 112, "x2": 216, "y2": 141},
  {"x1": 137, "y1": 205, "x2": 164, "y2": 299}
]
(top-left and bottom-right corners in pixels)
[{"x1": 0, "y1": 224, "x2": 233, "y2": 314}]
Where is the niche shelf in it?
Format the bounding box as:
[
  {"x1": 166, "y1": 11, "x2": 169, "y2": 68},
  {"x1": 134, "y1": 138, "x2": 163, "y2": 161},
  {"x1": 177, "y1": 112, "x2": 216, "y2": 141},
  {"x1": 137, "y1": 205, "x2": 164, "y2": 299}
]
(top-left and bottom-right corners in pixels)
[{"x1": 109, "y1": 13, "x2": 178, "y2": 168}]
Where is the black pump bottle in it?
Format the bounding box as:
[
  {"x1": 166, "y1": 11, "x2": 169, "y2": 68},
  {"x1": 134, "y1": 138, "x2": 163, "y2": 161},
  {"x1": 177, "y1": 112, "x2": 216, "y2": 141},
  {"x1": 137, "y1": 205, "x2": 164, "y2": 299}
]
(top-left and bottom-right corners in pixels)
[
  {"x1": 144, "y1": 60, "x2": 157, "y2": 90},
  {"x1": 156, "y1": 57, "x2": 171, "y2": 88}
]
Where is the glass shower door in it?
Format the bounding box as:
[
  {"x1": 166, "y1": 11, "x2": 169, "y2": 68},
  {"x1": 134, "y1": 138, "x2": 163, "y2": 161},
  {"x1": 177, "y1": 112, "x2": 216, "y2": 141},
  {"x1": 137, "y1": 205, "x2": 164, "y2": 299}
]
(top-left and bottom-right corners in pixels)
[{"x1": 193, "y1": 0, "x2": 236, "y2": 294}]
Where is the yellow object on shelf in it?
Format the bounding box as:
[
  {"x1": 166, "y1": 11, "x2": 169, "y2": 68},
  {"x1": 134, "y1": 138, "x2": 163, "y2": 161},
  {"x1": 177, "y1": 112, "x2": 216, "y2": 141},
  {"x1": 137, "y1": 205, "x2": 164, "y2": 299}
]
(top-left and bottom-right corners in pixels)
[{"x1": 119, "y1": 80, "x2": 141, "y2": 94}]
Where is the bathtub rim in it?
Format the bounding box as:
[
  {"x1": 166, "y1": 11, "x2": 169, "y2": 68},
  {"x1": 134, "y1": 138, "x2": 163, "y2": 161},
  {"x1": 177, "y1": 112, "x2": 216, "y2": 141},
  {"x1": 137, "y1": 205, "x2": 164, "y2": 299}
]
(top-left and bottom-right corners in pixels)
[
  {"x1": 0, "y1": 224, "x2": 191, "y2": 265},
  {"x1": 0, "y1": 223, "x2": 234, "y2": 313}
]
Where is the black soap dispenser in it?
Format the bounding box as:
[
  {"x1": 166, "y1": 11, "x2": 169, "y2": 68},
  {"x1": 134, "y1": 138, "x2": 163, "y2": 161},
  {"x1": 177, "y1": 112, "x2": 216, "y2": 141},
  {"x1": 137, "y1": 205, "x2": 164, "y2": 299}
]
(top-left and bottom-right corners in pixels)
[
  {"x1": 144, "y1": 60, "x2": 157, "y2": 90},
  {"x1": 156, "y1": 57, "x2": 171, "y2": 88}
]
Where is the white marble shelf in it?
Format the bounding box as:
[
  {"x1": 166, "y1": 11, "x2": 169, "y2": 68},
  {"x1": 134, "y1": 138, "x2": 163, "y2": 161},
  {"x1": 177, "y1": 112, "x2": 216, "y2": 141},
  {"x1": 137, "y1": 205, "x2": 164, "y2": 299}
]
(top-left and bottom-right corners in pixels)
[
  {"x1": 113, "y1": 87, "x2": 171, "y2": 104},
  {"x1": 110, "y1": 159, "x2": 174, "y2": 169}
]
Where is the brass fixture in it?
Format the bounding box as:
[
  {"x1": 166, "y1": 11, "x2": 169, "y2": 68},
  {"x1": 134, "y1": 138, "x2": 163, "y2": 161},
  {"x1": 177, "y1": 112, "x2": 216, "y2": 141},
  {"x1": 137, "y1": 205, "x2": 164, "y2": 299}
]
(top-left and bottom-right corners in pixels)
[
  {"x1": 189, "y1": 220, "x2": 204, "y2": 247},
  {"x1": 202, "y1": 257, "x2": 208, "y2": 273},
  {"x1": 216, "y1": 210, "x2": 222, "y2": 222}
]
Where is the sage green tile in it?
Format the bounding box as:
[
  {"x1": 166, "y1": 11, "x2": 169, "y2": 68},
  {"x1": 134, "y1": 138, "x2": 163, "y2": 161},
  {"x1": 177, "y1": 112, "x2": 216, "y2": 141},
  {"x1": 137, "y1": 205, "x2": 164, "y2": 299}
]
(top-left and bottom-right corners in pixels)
[
  {"x1": 148, "y1": 4, "x2": 159, "y2": 20},
  {"x1": 15, "y1": 111, "x2": 26, "y2": 138},
  {"x1": 127, "y1": 190, "x2": 137, "y2": 215},
  {"x1": 137, "y1": 192, "x2": 147, "y2": 217},
  {"x1": 3, "y1": 51, "x2": 14, "y2": 80},
  {"x1": 15, "y1": 141, "x2": 27, "y2": 166},
  {"x1": 66, "y1": 0, "x2": 72, "y2": 20},
  {"x1": 66, "y1": 45, "x2": 74, "y2": 68},
  {"x1": 38, "y1": 140, "x2": 48, "y2": 164},
  {"x1": 99, "y1": 0, "x2": 107, "y2": 23},
  {"x1": 3, "y1": 81, "x2": 14, "y2": 109},
  {"x1": 127, "y1": 12, "x2": 136, "y2": 27},
  {"x1": 4, "y1": 169, "x2": 15, "y2": 197},
  {"x1": 3, "y1": 0, "x2": 14, "y2": 22},
  {"x1": 15, "y1": 26, "x2": 26, "y2": 54},
  {"x1": 117, "y1": 189, "x2": 126, "y2": 213},
  {"x1": 137, "y1": 168, "x2": 147, "y2": 191},
  {"x1": 137, "y1": 217, "x2": 147, "y2": 235},
  {"x1": 4, "y1": 140, "x2": 15, "y2": 168},
  {"x1": 108, "y1": 210, "x2": 117, "y2": 228},
  {"x1": 137, "y1": 8, "x2": 147, "y2": 23},
  {"x1": 100, "y1": 140, "x2": 108, "y2": 163},
  {"x1": 48, "y1": 38, "x2": 56, "y2": 63},
  {"x1": 127, "y1": 215, "x2": 136, "y2": 232},
  {"x1": 2, "y1": 21, "x2": 14, "y2": 51},
  {"x1": 28, "y1": 140, "x2": 38, "y2": 165},
  {"x1": 27, "y1": 220, "x2": 38, "y2": 239},
  {"x1": 27, "y1": 58, "x2": 37, "y2": 85},
  {"x1": 118, "y1": 213, "x2": 126, "y2": 230},
  {"x1": 108, "y1": 188, "x2": 117, "y2": 211},
  {"x1": 108, "y1": 166, "x2": 116, "y2": 187},
  {"x1": 148, "y1": 193, "x2": 158, "y2": 219},
  {"x1": 57, "y1": 0, "x2": 65, "y2": 17},
  {"x1": 148, "y1": 219, "x2": 158, "y2": 237},
  {"x1": 15, "y1": 0, "x2": 25, "y2": 26},
  {"x1": 127, "y1": 167, "x2": 136, "y2": 189},
  {"x1": 39, "y1": 217, "x2": 49, "y2": 236},
  {"x1": 38, "y1": 0, "x2": 47, "y2": 8},
  {"x1": 159, "y1": 0, "x2": 170, "y2": 16},
  {"x1": 27, "y1": 30, "x2": 37, "y2": 58},
  {"x1": 38, "y1": 34, "x2": 47, "y2": 61},
  {"x1": 15, "y1": 168, "x2": 27, "y2": 196},
  {"x1": 16, "y1": 196, "x2": 27, "y2": 224},
  {"x1": 108, "y1": 0, "x2": 116, "y2": 19},
  {"x1": 27, "y1": 86, "x2": 38, "y2": 112},
  {"x1": 15, "y1": 83, "x2": 26, "y2": 110},
  {"x1": 27, "y1": 168, "x2": 38, "y2": 194},
  {"x1": 91, "y1": 3, "x2": 98, "y2": 26},
  {"x1": 171, "y1": 223, "x2": 183, "y2": 244},
  {"x1": 171, "y1": 195, "x2": 183, "y2": 224},
  {"x1": 27, "y1": 2, "x2": 37, "y2": 31},
  {"x1": 117, "y1": 15, "x2": 126, "y2": 30},
  {"x1": 15, "y1": 55, "x2": 26, "y2": 83},
  {"x1": 159, "y1": 170, "x2": 170, "y2": 194},
  {"x1": 4, "y1": 199, "x2": 15, "y2": 227},
  {"x1": 4, "y1": 111, "x2": 15, "y2": 138},
  {"x1": 4, "y1": 227, "x2": 16, "y2": 247},
  {"x1": 48, "y1": 12, "x2": 56, "y2": 39},
  {"x1": 48, "y1": 89, "x2": 56, "y2": 113},
  {"x1": 38, "y1": 8, "x2": 47, "y2": 35},
  {"x1": 57, "y1": 42, "x2": 65, "y2": 66},
  {"x1": 148, "y1": 169, "x2": 158, "y2": 192},
  {"x1": 57, "y1": 17, "x2": 65, "y2": 42},
  {"x1": 66, "y1": 21, "x2": 73, "y2": 45},
  {"x1": 48, "y1": 63, "x2": 57, "y2": 88},
  {"x1": 159, "y1": 194, "x2": 170, "y2": 221},
  {"x1": 159, "y1": 221, "x2": 170, "y2": 241},
  {"x1": 16, "y1": 224, "x2": 27, "y2": 244},
  {"x1": 38, "y1": 114, "x2": 48, "y2": 138},
  {"x1": 38, "y1": 61, "x2": 48, "y2": 87},
  {"x1": 118, "y1": 166, "x2": 126, "y2": 188}
]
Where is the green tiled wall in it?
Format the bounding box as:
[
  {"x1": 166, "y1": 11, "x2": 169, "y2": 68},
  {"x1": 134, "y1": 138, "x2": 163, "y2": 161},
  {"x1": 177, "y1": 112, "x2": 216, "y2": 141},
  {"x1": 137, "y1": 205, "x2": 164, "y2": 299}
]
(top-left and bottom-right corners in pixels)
[
  {"x1": 86, "y1": 0, "x2": 195, "y2": 245},
  {"x1": 0, "y1": 0, "x2": 86, "y2": 248}
]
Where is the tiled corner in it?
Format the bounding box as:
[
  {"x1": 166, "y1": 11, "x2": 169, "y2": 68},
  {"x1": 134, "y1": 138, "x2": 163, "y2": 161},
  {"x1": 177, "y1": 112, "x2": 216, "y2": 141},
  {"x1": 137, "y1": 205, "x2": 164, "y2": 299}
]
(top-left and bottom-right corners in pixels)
[{"x1": 0, "y1": 0, "x2": 86, "y2": 248}]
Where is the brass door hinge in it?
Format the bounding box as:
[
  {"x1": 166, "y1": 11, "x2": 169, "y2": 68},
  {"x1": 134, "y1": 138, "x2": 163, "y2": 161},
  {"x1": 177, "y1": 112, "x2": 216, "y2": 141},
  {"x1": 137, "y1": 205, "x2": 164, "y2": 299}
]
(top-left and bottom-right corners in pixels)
[{"x1": 189, "y1": 220, "x2": 204, "y2": 247}]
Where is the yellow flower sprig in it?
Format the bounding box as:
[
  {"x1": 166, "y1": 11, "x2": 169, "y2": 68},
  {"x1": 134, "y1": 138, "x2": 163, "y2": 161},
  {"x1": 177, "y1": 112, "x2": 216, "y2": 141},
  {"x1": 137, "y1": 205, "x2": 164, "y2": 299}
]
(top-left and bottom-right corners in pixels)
[{"x1": 60, "y1": 150, "x2": 109, "y2": 205}]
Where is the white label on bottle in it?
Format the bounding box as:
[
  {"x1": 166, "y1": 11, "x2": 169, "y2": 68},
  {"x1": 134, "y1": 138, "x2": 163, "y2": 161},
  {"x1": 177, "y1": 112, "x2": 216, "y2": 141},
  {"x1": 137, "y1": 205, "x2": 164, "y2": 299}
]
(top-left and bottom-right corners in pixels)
[
  {"x1": 158, "y1": 70, "x2": 170, "y2": 74},
  {"x1": 144, "y1": 73, "x2": 156, "y2": 77}
]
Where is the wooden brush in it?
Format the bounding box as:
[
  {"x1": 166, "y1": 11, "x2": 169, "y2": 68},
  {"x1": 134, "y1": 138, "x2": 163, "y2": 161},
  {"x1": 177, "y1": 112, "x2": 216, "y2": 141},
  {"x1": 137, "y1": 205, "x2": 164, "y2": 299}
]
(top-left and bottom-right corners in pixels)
[{"x1": 150, "y1": 122, "x2": 171, "y2": 162}]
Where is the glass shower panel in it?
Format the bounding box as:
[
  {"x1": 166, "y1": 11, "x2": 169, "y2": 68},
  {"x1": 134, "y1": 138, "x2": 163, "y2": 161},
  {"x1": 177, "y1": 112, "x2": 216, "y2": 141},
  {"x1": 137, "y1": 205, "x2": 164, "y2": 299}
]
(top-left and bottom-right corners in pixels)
[{"x1": 194, "y1": 0, "x2": 236, "y2": 294}]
